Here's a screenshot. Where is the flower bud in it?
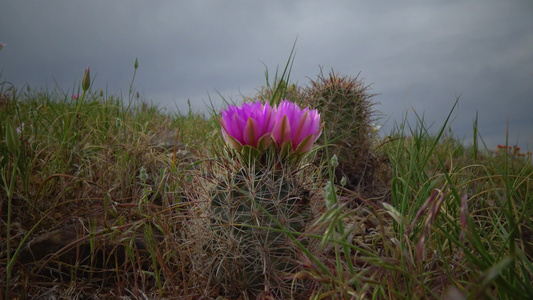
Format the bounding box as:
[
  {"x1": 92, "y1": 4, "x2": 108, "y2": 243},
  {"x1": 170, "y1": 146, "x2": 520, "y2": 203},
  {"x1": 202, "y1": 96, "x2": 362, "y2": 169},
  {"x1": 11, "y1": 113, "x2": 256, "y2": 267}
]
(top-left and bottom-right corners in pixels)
[
  {"x1": 325, "y1": 181, "x2": 336, "y2": 208},
  {"x1": 16, "y1": 123, "x2": 25, "y2": 135},
  {"x1": 331, "y1": 154, "x2": 339, "y2": 168},
  {"x1": 134, "y1": 58, "x2": 138, "y2": 70},
  {"x1": 139, "y1": 166, "x2": 148, "y2": 182},
  {"x1": 340, "y1": 176, "x2": 347, "y2": 187},
  {"x1": 82, "y1": 66, "x2": 90, "y2": 91},
  {"x1": 5, "y1": 119, "x2": 20, "y2": 155}
]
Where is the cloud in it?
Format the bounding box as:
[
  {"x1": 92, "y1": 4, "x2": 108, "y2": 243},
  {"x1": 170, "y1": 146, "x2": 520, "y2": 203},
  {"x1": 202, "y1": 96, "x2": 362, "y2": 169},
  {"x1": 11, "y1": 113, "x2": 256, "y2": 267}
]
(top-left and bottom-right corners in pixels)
[{"x1": 1, "y1": 1, "x2": 532, "y2": 148}]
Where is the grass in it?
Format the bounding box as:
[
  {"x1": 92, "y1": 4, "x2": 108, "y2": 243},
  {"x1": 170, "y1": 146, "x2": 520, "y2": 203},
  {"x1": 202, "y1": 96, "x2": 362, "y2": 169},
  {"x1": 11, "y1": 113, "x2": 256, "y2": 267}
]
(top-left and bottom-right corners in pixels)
[{"x1": 0, "y1": 69, "x2": 532, "y2": 299}]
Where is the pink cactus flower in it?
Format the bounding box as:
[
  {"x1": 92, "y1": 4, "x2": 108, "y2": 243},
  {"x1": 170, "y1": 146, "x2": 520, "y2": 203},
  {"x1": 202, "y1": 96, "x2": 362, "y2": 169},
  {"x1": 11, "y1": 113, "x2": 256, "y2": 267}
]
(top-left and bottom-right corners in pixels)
[
  {"x1": 219, "y1": 100, "x2": 323, "y2": 156},
  {"x1": 273, "y1": 100, "x2": 322, "y2": 154},
  {"x1": 219, "y1": 101, "x2": 275, "y2": 150}
]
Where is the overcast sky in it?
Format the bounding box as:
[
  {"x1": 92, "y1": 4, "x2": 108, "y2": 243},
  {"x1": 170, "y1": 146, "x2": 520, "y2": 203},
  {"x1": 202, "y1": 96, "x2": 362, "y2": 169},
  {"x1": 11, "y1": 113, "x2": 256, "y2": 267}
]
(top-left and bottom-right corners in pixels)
[{"x1": 1, "y1": 1, "x2": 532, "y2": 150}]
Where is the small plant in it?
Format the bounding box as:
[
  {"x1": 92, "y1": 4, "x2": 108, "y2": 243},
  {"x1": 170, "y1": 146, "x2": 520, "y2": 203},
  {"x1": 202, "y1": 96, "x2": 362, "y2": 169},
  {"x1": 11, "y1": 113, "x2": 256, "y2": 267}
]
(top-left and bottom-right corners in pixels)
[
  {"x1": 190, "y1": 99, "x2": 324, "y2": 298},
  {"x1": 301, "y1": 69, "x2": 379, "y2": 192}
]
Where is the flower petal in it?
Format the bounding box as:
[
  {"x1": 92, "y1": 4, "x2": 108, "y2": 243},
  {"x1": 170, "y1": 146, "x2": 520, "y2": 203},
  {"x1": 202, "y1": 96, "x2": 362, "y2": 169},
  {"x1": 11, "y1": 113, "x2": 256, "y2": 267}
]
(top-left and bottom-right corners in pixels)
[
  {"x1": 292, "y1": 110, "x2": 311, "y2": 147},
  {"x1": 222, "y1": 129, "x2": 244, "y2": 151},
  {"x1": 256, "y1": 133, "x2": 273, "y2": 150},
  {"x1": 243, "y1": 117, "x2": 258, "y2": 147},
  {"x1": 294, "y1": 134, "x2": 315, "y2": 154},
  {"x1": 273, "y1": 114, "x2": 291, "y2": 147}
]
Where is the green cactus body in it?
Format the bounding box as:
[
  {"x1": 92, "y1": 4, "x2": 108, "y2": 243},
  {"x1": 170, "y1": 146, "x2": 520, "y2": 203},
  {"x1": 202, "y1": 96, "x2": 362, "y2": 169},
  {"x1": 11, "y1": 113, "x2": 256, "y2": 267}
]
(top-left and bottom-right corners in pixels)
[
  {"x1": 209, "y1": 160, "x2": 311, "y2": 297},
  {"x1": 302, "y1": 70, "x2": 378, "y2": 190}
]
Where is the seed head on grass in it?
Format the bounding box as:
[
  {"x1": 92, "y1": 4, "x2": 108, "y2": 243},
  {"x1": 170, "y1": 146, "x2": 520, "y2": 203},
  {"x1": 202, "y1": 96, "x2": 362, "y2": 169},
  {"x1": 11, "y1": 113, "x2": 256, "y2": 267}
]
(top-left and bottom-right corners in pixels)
[{"x1": 139, "y1": 166, "x2": 148, "y2": 182}]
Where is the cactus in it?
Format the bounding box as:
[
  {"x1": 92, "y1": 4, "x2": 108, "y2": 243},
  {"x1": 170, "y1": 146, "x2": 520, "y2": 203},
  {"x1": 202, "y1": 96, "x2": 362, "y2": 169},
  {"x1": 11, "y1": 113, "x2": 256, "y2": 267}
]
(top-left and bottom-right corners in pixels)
[
  {"x1": 186, "y1": 99, "x2": 323, "y2": 298},
  {"x1": 207, "y1": 153, "x2": 315, "y2": 298},
  {"x1": 302, "y1": 69, "x2": 378, "y2": 191}
]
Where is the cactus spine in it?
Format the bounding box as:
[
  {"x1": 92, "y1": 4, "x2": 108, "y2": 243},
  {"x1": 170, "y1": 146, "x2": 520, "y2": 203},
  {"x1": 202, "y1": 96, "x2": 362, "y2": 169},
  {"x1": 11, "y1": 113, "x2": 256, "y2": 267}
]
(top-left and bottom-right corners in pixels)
[
  {"x1": 208, "y1": 152, "x2": 312, "y2": 298},
  {"x1": 302, "y1": 69, "x2": 378, "y2": 191}
]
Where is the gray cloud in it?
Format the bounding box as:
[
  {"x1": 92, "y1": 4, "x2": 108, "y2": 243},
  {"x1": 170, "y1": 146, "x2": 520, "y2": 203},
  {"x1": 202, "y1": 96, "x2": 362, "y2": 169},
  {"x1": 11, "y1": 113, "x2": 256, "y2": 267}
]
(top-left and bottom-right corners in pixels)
[{"x1": 1, "y1": 1, "x2": 532, "y2": 149}]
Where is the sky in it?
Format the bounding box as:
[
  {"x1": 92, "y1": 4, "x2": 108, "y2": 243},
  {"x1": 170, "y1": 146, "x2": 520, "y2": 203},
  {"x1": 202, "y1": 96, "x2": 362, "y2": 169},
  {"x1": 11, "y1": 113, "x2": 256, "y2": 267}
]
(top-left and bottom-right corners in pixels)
[{"x1": 1, "y1": 1, "x2": 532, "y2": 150}]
